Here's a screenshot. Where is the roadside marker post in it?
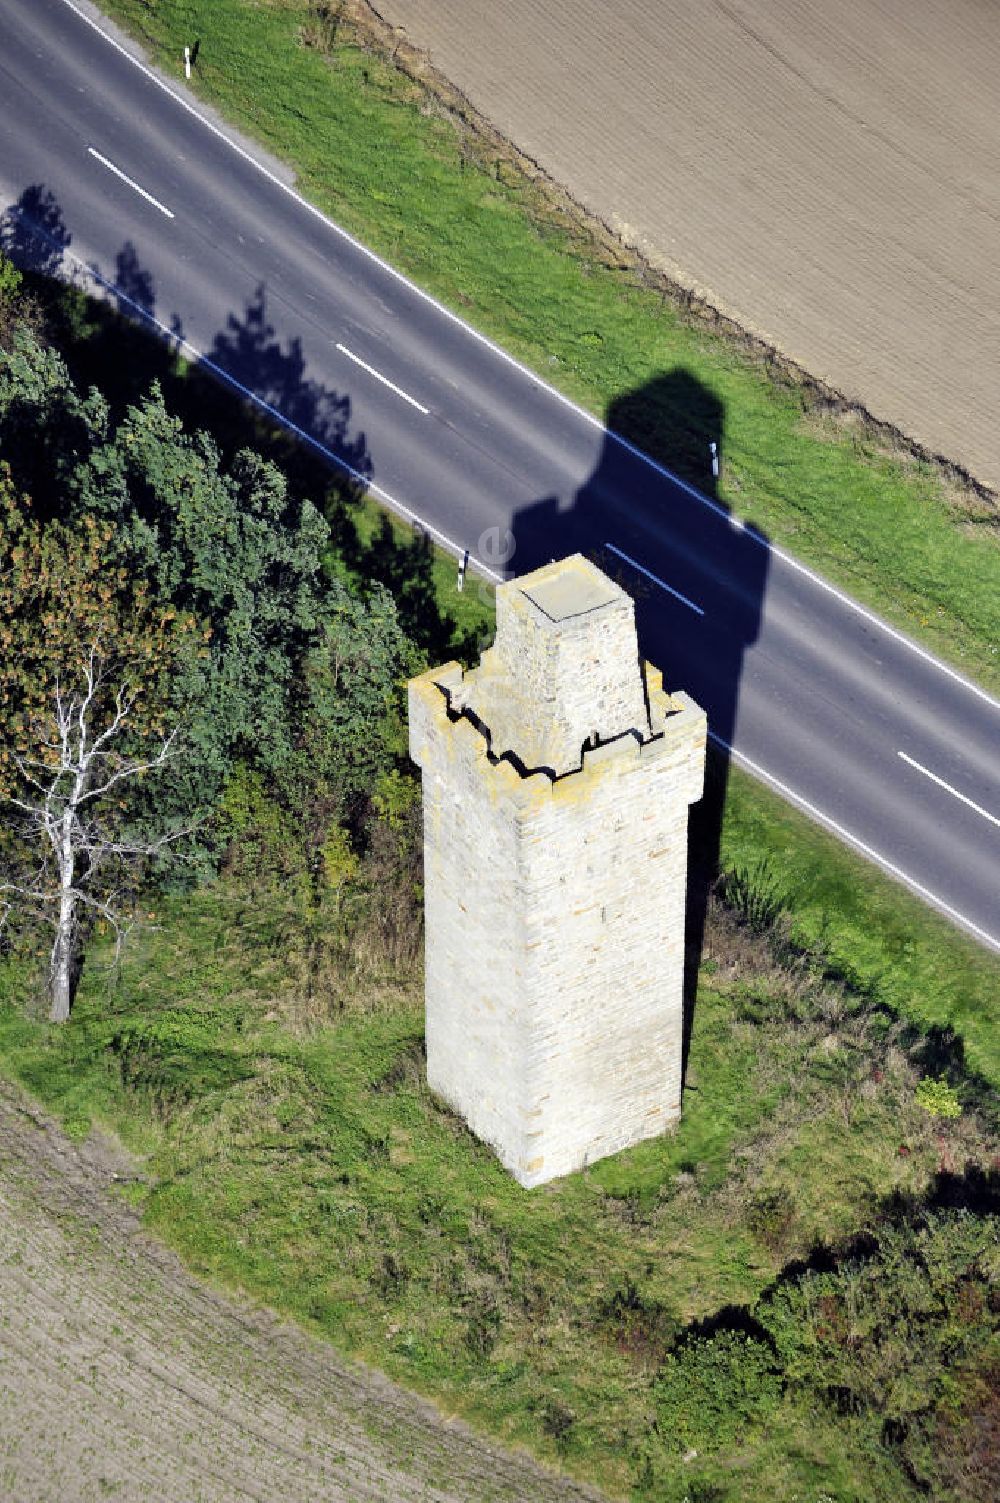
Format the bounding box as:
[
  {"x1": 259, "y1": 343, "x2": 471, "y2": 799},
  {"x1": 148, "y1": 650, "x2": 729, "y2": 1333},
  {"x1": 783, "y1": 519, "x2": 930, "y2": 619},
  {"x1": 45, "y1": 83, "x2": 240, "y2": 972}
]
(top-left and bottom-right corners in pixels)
[
  {"x1": 709, "y1": 440, "x2": 720, "y2": 480},
  {"x1": 457, "y1": 548, "x2": 469, "y2": 592},
  {"x1": 184, "y1": 46, "x2": 191, "y2": 79}
]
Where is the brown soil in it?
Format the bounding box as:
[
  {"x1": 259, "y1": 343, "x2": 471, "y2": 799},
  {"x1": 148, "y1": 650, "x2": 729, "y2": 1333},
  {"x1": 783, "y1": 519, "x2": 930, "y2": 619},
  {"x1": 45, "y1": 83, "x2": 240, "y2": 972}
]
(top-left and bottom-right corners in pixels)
[
  {"x1": 0, "y1": 1077, "x2": 607, "y2": 1503},
  {"x1": 368, "y1": 0, "x2": 1000, "y2": 495}
]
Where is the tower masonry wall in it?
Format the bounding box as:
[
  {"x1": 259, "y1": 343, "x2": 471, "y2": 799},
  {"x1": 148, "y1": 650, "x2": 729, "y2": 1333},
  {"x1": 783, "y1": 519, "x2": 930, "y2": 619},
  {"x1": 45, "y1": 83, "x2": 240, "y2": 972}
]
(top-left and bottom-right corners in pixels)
[{"x1": 410, "y1": 637, "x2": 706, "y2": 1187}]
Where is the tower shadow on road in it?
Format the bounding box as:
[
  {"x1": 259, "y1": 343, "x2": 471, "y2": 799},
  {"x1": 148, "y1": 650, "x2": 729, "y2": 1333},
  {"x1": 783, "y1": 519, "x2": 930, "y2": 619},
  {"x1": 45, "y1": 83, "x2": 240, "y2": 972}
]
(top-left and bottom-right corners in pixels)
[{"x1": 510, "y1": 369, "x2": 770, "y2": 1082}]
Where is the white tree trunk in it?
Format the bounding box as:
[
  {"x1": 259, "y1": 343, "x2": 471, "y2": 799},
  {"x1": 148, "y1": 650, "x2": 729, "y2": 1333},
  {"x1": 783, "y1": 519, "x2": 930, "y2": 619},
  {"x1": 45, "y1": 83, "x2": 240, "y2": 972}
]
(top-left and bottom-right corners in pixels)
[
  {"x1": 2, "y1": 640, "x2": 182, "y2": 1022},
  {"x1": 48, "y1": 813, "x2": 77, "y2": 1023},
  {"x1": 48, "y1": 895, "x2": 75, "y2": 1023}
]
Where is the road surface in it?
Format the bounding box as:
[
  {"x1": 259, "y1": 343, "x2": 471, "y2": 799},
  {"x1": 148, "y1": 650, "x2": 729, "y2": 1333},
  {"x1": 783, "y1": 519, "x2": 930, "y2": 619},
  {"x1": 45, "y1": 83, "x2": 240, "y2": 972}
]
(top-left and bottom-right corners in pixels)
[{"x1": 1, "y1": 0, "x2": 998, "y2": 952}]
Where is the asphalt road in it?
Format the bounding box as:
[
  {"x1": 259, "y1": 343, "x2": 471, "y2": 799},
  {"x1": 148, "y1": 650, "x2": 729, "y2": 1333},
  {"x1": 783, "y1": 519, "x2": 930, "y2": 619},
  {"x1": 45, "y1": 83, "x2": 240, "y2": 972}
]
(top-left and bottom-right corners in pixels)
[{"x1": 2, "y1": 0, "x2": 998, "y2": 953}]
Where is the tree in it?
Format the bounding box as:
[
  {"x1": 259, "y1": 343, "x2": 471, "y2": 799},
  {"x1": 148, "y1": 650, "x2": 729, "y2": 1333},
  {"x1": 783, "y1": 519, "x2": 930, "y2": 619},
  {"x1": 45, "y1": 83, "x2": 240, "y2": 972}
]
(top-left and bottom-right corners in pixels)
[
  {"x1": 0, "y1": 472, "x2": 194, "y2": 1018},
  {"x1": 1, "y1": 636, "x2": 184, "y2": 1020},
  {"x1": 293, "y1": 583, "x2": 416, "y2": 824},
  {"x1": 0, "y1": 335, "x2": 337, "y2": 862},
  {"x1": 0, "y1": 325, "x2": 111, "y2": 520},
  {"x1": 0, "y1": 251, "x2": 22, "y2": 345},
  {"x1": 100, "y1": 390, "x2": 336, "y2": 857},
  {"x1": 0, "y1": 328, "x2": 421, "y2": 894}
]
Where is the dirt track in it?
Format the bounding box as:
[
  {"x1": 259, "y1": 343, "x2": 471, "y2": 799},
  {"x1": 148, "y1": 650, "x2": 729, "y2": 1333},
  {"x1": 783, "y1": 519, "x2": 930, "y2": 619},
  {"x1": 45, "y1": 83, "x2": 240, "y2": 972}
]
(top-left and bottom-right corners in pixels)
[
  {"x1": 372, "y1": 0, "x2": 1000, "y2": 492},
  {"x1": 0, "y1": 1078, "x2": 606, "y2": 1503}
]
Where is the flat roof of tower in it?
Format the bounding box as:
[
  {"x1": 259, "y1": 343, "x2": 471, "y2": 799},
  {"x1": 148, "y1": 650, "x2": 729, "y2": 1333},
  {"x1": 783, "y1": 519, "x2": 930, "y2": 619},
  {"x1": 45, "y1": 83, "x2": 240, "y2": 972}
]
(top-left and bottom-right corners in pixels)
[{"x1": 521, "y1": 555, "x2": 621, "y2": 622}]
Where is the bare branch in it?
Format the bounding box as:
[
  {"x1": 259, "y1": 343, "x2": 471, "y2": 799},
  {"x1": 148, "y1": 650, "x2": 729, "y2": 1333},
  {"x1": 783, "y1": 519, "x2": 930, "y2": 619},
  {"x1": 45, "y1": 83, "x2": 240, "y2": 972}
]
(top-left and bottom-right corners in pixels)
[
  {"x1": 77, "y1": 727, "x2": 181, "y2": 806},
  {"x1": 1, "y1": 632, "x2": 187, "y2": 1018},
  {"x1": 74, "y1": 818, "x2": 201, "y2": 859}
]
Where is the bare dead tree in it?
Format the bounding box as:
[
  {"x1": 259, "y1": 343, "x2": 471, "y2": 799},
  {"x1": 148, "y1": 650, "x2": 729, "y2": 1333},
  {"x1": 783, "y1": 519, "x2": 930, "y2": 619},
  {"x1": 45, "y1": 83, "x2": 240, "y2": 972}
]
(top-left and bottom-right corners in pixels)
[{"x1": 0, "y1": 633, "x2": 185, "y2": 1021}]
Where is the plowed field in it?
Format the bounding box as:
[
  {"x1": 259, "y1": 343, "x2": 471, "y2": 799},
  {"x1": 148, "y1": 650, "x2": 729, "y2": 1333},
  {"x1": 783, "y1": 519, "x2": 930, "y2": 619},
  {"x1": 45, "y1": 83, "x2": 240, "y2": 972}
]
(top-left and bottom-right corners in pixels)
[
  {"x1": 0, "y1": 1079, "x2": 605, "y2": 1503},
  {"x1": 374, "y1": 0, "x2": 1000, "y2": 491}
]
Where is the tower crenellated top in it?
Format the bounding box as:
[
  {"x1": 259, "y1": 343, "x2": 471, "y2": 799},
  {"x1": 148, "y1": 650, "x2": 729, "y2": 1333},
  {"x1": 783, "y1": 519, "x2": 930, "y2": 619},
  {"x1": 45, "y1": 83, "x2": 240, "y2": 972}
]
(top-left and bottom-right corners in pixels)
[{"x1": 451, "y1": 554, "x2": 651, "y2": 776}]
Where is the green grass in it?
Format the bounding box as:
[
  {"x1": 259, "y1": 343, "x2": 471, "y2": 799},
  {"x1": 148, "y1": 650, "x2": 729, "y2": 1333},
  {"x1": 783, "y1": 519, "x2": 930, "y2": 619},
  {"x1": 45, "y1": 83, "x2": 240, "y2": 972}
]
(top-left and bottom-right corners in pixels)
[
  {"x1": 719, "y1": 762, "x2": 1000, "y2": 1088},
  {"x1": 0, "y1": 878, "x2": 994, "y2": 1502},
  {"x1": 92, "y1": 0, "x2": 1000, "y2": 691},
  {"x1": 333, "y1": 496, "x2": 497, "y2": 664}
]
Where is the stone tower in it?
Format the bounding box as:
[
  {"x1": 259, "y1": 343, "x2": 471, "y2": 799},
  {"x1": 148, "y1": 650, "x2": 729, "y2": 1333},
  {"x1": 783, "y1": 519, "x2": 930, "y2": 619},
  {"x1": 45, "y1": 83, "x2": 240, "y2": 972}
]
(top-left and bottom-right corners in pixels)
[{"x1": 408, "y1": 555, "x2": 706, "y2": 1187}]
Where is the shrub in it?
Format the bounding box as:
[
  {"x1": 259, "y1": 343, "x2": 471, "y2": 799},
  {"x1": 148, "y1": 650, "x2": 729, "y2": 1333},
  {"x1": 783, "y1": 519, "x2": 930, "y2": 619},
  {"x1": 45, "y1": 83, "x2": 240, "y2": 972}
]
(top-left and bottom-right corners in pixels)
[
  {"x1": 746, "y1": 1186, "x2": 797, "y2": 1251},
  {"x1": 717, "y1": 859, "x2": 788, "y2": 934},
  {"x1": 760, "y1": 1208, "x2": 999, "y2": 1493},
  {"x1": 916, "y1": 1074, "x2": 963, "y2": 1119},
  {"x1": 654, "y1": 1330, "x2": 782, "y2": 1451},
  {"x1": 0, "y1": 253, "x2": 22, "y2": 332},
  {"x1": 596, "y1": 1279, "x2": 679, "y2": 1368}
]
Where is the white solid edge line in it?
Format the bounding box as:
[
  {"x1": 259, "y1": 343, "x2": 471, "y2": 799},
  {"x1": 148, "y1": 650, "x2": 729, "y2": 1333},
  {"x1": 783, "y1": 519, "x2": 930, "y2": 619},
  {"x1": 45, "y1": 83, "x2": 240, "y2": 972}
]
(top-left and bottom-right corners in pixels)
[
  {"x1": 898, "y1": 750, "x2": 1000, "y2": 829},
  {"x1": 51, "y1": 238, "x2": 502, "y2": 582},
  {"x1": 712, "y1": 732, "x2": 1000, "y2": 953},
  {"x1": 604, "y1": 543, "x2": 704, "y2": 616},
  {"x1": 55, "y1": 0, "x2": 1000, "y2": 717},
  {"x1": 87, "y1": 145, "x2": 175, "y2": 218},
  {"x1": 335, "y1": 343, "x2": 429, "y2": 414}
]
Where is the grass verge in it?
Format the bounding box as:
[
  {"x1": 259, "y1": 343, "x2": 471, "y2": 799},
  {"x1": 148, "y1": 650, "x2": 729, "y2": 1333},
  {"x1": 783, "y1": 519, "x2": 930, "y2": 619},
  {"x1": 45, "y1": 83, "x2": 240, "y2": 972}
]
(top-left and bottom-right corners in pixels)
[
  {"x1": 719, "y1": 762, "x2": 1000, "y2": 1089},
  {"x1": 0, "y1": 874, "x2": 995, "y2": 1502},
  {"x1": 87, "y1": 0, "x2": 1000, "y2": 691}
]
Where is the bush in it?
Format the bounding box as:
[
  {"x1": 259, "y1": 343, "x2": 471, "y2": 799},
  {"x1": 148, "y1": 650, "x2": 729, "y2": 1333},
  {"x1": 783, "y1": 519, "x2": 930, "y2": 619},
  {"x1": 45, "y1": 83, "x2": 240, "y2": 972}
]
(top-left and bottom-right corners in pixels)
[
  {"x1": 915, "y1": 1073, "x2": 963, "y2": 1119},
  {"x1": 654, "y1": 1330, "x2": 782, "y2": 1451},
  {"x1": 0, "y1": 253, "x2": 22, "y2": 337},
  {"x1": 718, "y1": 859, "x2": 788, "y2": 934},
  {"x1": 760, "y1": 1209, "x2": 999, "y2": 1494},
  {"x1": 596, "y1": 1279, "x2": 679, "y2": 1368}
]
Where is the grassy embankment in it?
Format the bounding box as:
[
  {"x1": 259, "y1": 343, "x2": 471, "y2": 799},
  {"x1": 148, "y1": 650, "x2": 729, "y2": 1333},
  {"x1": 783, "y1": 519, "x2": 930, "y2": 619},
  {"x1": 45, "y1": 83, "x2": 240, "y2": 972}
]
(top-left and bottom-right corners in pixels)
[
  {"x1": 0, "y1": 861, "x2": 996, "y2": 1502},
  {"x1": 93, "y1": 0, "x2": 1000, "y2": 692}
]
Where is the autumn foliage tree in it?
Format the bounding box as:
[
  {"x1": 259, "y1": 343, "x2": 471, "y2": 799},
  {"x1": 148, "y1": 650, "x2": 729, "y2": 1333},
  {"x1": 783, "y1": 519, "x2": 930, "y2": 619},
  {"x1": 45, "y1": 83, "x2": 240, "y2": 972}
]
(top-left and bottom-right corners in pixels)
[
  {"x1": 0, "y1": 333, "x2": 338, "y2": 865},
  {"x1": 0, "y1": 468, "x2": 196, "y2": 1019},
  {"x1": 0, "y1": 326, "x2": 421, "y2": 1009}
]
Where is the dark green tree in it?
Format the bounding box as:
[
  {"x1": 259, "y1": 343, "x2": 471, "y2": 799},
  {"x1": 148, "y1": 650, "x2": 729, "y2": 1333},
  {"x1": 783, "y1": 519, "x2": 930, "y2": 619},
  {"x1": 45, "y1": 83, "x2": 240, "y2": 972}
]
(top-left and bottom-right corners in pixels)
[
  {"x1": 0, "y1": 325, "x2": 418, "y2": 880},
  {"x1": 0, "y1": 333, "x2": 337, "y2": 855},
  {"x1": 293, "y1": 583, "x2": 416, "y2": 825}
]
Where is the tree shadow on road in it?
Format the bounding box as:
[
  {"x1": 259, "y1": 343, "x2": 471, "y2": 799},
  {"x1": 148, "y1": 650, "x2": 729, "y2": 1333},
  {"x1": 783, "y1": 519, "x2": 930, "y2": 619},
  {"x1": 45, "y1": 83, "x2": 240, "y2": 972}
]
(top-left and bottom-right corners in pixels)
[
  {"x1": 0, "y1": 186, "x2": 371, "y2": 503},
  {"x1": 112, "y1": 240, "x2": 156, "y2": 320},
  {"x1": 0, "y1": 185, "x2": 71, "y2": 276},
  {"x1": 207, "y1": 283, "x2": 370, "y2": 482},
  {"x1": 0, "y1": 182, "x2": 472, "y2": 658},
  {"x1": 1, "y1": 186, "x2": 182, "y2": 416}
]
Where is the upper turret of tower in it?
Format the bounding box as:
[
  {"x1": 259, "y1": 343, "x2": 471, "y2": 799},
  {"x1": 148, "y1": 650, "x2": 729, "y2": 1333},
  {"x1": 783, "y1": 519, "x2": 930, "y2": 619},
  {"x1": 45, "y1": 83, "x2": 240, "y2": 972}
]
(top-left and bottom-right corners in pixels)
[{"x1": 451, "y1": 554, "x2": 651, "y2": 776}]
